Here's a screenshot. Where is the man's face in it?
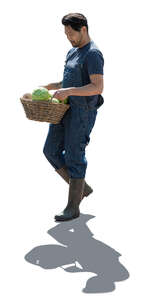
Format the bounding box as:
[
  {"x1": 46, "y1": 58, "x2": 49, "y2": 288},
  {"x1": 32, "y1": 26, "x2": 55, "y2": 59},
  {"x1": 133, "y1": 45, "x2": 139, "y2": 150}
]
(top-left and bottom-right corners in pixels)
[{"x1": 64, "y1": 25, "x2": 85, "y2": 47}]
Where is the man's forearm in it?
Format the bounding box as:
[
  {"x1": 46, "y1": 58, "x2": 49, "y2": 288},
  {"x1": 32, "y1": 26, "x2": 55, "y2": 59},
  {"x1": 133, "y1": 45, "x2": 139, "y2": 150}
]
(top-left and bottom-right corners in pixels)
[
  {"x1": 46, "y1": 81, "x2": 62, "y2": 90},
  {"x1": 68, "y1": 83, "x2": 102, "y2": 96}
]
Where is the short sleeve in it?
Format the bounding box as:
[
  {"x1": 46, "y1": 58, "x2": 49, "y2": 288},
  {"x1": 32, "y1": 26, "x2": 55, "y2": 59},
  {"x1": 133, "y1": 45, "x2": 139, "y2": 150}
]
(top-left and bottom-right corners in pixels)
[{"x1": 85, "y1": 49, "x2": 104, "y2": 75}]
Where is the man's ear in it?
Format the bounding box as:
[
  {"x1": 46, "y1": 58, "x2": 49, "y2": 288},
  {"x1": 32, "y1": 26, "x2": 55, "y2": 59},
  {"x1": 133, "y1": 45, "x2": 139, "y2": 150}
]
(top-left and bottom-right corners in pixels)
[{"x1": 82, "y1": 26, "x2": 87, "y2": 33}]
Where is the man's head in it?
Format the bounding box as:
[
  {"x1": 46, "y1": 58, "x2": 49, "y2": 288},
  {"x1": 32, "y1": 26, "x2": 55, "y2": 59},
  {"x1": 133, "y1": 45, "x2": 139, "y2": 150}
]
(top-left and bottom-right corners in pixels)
[{"x1": 61, "y1": 13, "x2": 89, "y2": 48}]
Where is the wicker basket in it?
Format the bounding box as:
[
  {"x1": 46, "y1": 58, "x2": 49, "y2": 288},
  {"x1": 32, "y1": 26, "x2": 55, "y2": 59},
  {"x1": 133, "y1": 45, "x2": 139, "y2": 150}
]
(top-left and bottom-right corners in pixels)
[{"x1": 20, "y1": 94, "x2": 70, "y2": 124}]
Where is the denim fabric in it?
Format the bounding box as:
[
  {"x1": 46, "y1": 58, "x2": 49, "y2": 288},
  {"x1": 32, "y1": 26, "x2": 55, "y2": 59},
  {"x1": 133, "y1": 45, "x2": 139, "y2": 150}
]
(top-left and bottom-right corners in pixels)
[
  {"x1": 43, "y1": 106, "x2": 98, "y2": 178},
  {"x1": 43, "y1": 43, "x2": 99, "y2": 178}
]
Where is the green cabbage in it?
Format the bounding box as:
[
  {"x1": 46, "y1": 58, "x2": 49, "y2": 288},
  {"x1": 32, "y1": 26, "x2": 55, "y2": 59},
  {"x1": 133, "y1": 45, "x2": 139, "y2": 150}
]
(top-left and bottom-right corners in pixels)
[{"x1": 32, "y1": 88, "x2": 51, "y2": 100}]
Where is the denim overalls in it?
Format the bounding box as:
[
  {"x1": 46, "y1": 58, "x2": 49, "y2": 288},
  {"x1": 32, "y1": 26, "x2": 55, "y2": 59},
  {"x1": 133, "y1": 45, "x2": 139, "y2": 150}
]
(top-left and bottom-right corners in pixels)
[{"x1": 43, "y1": 46, "x2": 99, "y2": 178}]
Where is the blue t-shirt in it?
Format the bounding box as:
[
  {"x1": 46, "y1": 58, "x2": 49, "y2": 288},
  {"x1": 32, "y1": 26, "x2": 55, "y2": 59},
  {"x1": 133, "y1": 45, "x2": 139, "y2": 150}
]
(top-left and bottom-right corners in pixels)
[{"x1": 62, "y1": 40, "x2": 104, "y2": 107}]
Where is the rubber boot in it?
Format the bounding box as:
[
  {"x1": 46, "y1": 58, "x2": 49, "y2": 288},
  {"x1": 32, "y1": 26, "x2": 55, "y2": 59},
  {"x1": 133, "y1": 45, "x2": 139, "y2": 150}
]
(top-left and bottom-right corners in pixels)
[
  {"x1": 54, "y1": 178, "x2": 85, "y2": 221},
  {"x1": 55, "y1": 165, "x2": 93, "y2": 199}
]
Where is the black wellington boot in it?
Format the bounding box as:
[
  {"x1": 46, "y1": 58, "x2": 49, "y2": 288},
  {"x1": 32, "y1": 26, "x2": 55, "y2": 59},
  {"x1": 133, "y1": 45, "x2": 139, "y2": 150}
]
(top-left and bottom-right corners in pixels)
[
  {"x1": 55, "y1": 165, "x2": 93, "y2": 199},
  {"x1": 54, "y1": 178, "x2": 85, "y2": 222}
]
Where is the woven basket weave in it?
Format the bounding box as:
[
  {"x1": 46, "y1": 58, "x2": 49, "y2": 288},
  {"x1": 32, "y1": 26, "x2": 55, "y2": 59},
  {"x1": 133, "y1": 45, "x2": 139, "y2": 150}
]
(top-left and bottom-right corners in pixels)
[{"x1": 20, "y1": 94, "x2": 70, "y2": 124}]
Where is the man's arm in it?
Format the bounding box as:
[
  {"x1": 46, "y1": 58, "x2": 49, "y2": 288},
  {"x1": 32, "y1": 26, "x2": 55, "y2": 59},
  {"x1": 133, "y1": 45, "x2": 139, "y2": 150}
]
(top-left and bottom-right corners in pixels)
[
  {"x1": 52, "y1": 75, "x2": 104, "y2": 100},
  {"x1": 68, "y1": 74, "x2": 104, "y2": 96},
  {"x1": 43, "y1": 81, "x2": 62, "y2": 90}
]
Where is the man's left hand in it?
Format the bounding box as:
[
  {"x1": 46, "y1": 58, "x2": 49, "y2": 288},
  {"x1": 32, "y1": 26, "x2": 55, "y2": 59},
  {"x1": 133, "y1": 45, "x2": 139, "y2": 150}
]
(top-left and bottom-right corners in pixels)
[{"x1": 52, "y1": 88, "x2": 71, "y2": 101}]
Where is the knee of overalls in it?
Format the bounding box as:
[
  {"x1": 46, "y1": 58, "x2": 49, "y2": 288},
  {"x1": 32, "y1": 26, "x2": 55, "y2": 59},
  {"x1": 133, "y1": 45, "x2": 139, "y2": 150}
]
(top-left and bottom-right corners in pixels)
[
  {"x1": 43, "y1": 138, "x2": 66, "y2": 170},
  {"x1": 43, "y1": 123, "x2": 64, "y2": 157},
  {"x1": 64, "y1": 148, "x2": 87, "y2": 178},
  {"x1": 63, "y1": 136, "x2": 88, "y2": 178}
]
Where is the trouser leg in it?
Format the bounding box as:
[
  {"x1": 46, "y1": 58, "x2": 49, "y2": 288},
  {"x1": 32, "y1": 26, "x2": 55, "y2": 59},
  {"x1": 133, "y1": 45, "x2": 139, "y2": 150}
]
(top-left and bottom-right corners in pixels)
[
  {"x1": 63, "y1": 107, "x2": 97, "y2": 179},
  {"x1": 43, "y1": 122, "x2": 65, "y2": 169}
]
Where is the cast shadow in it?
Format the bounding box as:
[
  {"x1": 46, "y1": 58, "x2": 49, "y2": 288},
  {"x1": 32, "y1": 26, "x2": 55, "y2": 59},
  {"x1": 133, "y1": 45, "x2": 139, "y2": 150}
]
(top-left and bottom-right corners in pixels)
[{"x1": 25, "y1": 213, "x2": 130, "y2": 293}]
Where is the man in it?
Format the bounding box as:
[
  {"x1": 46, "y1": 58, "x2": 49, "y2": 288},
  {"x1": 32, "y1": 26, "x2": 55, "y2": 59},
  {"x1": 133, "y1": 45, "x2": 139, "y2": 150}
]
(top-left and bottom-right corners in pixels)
[{"x1": 42, "y1": 13, "x2": 104, "y2": 222}]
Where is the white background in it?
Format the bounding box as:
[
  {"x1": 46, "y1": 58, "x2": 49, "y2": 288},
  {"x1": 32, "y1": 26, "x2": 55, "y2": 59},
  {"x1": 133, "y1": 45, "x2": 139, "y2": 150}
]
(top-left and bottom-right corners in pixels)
[{"x1": 0, "y1": 0, "x2": 146, "y2": 298}]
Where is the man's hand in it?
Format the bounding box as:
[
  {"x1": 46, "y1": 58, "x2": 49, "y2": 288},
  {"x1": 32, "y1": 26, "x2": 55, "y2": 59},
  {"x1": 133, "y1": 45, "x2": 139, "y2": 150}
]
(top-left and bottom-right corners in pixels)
[{"x1": 52, "y1": 88, "x2": 71, "y2": 101}]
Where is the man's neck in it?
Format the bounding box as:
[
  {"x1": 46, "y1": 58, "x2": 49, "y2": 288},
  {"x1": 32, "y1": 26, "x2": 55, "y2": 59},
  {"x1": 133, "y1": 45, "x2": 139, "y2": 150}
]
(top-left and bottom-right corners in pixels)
[{"x1": 78, "y1": 36, "x2": 91, "y2": 48}]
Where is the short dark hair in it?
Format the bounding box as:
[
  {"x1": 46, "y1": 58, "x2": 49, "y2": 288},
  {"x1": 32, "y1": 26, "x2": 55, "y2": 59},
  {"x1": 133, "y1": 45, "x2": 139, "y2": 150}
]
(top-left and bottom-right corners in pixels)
[{"x1": 62, "y1": 13, "x2": 88, "y2": 33}]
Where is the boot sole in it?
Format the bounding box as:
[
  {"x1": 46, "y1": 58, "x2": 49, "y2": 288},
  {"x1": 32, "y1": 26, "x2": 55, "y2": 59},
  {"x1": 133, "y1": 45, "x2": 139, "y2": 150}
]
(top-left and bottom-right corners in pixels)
[{"x1": 55, "y1": 213, "x2": 80, "y2": 222}]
